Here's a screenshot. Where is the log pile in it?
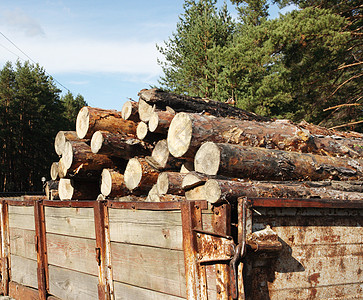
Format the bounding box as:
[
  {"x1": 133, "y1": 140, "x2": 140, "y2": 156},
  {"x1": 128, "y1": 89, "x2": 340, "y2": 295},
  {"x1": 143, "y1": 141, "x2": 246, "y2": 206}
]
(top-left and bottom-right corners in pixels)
[{"x1": 49, "y1": 88, "x2": 363, "y2": 204}]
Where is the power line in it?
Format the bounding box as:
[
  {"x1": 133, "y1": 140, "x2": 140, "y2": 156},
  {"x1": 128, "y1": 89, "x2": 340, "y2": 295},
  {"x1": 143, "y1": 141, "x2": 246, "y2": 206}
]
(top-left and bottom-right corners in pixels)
[{"x1": 0, "y1": 30, "x2": 71, "y2": 93}]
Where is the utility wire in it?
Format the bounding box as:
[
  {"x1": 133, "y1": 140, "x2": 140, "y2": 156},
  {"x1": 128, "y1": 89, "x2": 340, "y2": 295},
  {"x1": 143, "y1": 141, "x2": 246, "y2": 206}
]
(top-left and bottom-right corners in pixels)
[{"x1": 0, "y1": 30, "x2": 71, "y2": 92}]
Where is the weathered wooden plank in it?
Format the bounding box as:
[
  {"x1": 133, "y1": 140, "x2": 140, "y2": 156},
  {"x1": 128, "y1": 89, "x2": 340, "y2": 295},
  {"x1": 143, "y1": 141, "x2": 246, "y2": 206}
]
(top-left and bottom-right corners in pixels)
[
  {"x1": 47, "y1": 233, "x2": 98, "y2": 276},
  {"x1": 45, "y1": 207, "x2": 95, "y2": 239},
  {"x1": 10, "y1": 255, "x2": 38, "y2": 289},
  {"x1": 9, "y1": 281, "x2": 39, "y2": 300},
  {"x1": 114, "y1": 281, "x2": 186, "y2": 300},
  {"x1": 108, "y1": 209, "x2": 183, "y2": 250},
  {"x1": 111, "y1": 242, "x2": 186, "y2": 298},
  {"x1": 9, "y1": 227, "x2": 36, "y2": 260},
  {"x1": 8, "y1": 206, "x2": 35, "y2": 231},
  {"x1": 48, "y1": 264, "x2": 99, "y2": 300}
]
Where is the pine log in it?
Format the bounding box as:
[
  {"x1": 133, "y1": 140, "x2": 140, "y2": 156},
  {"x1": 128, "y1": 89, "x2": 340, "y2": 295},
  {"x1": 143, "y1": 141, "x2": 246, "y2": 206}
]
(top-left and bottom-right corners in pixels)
[
  {"x1": 76, "y1": 106, "x2": 136, "y2": 139},
  {"x1": 185, "y1": 185, "x2": 206, "y2": 201},
  {"x1": 180, "y1": 161, "x2": 194, "y2": 173},
  {"x1": 121, "y1": 100, "x2": 140, "y2": 122},
  {"x1": 194, "y1": 142, "x2": 363, "y2": 181},
  {"x1": 138, "y1": 99, "x2": 155, "y2": 122},
  {"x1": 136, "y1": 122, "x2": 149, "y2": 140},
  {"x1": 91, "y1": 130, "x2": 151, "y2": 158},
  {"x1": 54, "y1": 131, "x2": 82, "y2": 156},
  {"x1": 304, "y1": 180, "x2": 363, "y2": 192},
  {"x1": 138, "y1": 88, "x2": 268, "y2": 121},
  {"x1": 148, "y1": 110, "x2": 175, "y2": 134},
  {"x1": 60, "y1": 140, "x2": 116, "y2": 179},
  {"x1": 156, "y1": 172, "x2": 186, "y2": 196},
  {"x1": 124, "y1": 157, "x2": 160, "y2": 193},
  {"x1": 45, "y1": 180, "x2": 59, "y2": 200},
  {"x1": 50, "y1": 162, "x2": 59, "y2": 181},
  {"x1": 167, "y1": 112, "x2": 363, "y2": 159},
  {"x1": 148, "y1": 139, "x2": 184, "y2": 170},
  {"x1": 146, "y1": 184, "x2": 160, "y2": 202},
  {"x1": 100, "y1": 169, "x2": 129, "y2": 198},
  {"x1": 58, "y1": 178, "x2": 100, "y2": 200},
  {"x1": 181, "y1": 171, "x2": 231, "y2": 190},
  {"x1": 203, "y1": 179, "x2": 363, "y2": 204},
  {"x1": 159, "y1": 195, "x2": 185, "y2": 202}
]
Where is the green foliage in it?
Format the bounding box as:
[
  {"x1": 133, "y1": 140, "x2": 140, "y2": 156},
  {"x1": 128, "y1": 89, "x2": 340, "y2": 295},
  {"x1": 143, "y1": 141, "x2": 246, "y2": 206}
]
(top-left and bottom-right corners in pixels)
[
  {"x1": 0, "y1": 61, "x2": 87, "y2": 192},
  {"x1": 61, "y1": 91, "x2": 87, "y2": 129}
]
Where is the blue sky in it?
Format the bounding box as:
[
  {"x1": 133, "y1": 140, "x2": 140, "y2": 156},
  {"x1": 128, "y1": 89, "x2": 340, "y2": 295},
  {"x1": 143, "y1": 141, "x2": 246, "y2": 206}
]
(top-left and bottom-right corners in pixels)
[{"x1": 0, "y1": 1, "x2": 294, "y2": 110}]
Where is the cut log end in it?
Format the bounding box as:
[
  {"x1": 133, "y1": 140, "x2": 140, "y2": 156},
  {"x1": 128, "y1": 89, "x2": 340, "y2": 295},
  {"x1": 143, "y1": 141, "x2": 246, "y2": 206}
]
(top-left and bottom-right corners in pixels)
[
  {"x1": 124, "y1": 158, "x2": 142, "y2": 190},
  {"x1": 148, "y1": 111, "x2": 159, "y2": 132},
  {"x1": 50, "y1": 162, "x2": 59, "y2": 181},
  {"x1": 58, "y1": 178, "x2": 74, "y2": 200},
  {"x1": 151, "y1": 140, "x2": 169, "y2": 168},
  {"x1": 90, "y1": 131, "x2": 104, "y2": 154},
  {"x1": 194, "y1": 142, "x2": 220, "y2": 175},
  {"x1": 167, "y1": 112, "x2": 193, "y2": 158},
  {"x1": 138, "y1": 99, "x2": 154, "y2": 122},
  {"x1": 61, "y1": 141, "x2": 73, "y2": 171},
  {"x1": 136, "y1": 122, "x2": 149, "y2": 140},
  {"x1": 54, "y1": 131, "x2": 66, "y2": 156},
  {"x1": 156, "y1": 172, "x2": 169, "y2": 195},
  {"x1": 122, "y1": 101, "x2": 137, "y2": 120},
  {"x1": 204, "y1": 179, "x2": 222, "y2": 204},
  {"x1": 100, "y1": 168, "x2": 112, "y2": 196},
  {"x1": 76, "y1": 107, "x2": 90, "y2": 139}
]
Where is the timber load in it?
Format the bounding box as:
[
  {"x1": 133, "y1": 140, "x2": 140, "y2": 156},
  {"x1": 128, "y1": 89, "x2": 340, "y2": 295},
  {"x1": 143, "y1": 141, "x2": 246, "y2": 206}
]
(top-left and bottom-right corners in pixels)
[{"x1": 49, "y1": 88, "x2": 363, "y2": 203}]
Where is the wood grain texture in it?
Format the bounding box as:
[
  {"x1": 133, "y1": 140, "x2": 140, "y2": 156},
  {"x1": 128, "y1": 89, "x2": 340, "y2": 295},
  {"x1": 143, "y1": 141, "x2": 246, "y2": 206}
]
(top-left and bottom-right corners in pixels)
[
  {"x1": 9, "y1": 227, "x2": 36, "y2": 260},
  {"x1": 45, "y1": 207, "x2": 95, "y2": 239},
  {"x1": 9, "y1": 206, "x2": 35, "y2": 231},
  {"x1": 48, "y1": 264, "x2": 99, "y2": 300},
  {"x1": 10, "y1": 255, "x2": 38, "y2": 289},
  {"x1": 47, "y1": 233, "x2": 98, "y2": 276},
  {"x1": 111, "y1": 242, "x2": 186, "y2": 298},
  {"x1": 108, "y1": 208, "x2": 183, "y2": 250}
]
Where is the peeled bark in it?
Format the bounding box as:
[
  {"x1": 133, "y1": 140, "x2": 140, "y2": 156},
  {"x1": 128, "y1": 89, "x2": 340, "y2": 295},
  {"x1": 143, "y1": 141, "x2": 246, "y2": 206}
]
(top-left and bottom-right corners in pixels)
[
  {"x1": 100, "y1": 169, "x2": 129, "y2": 198},
  {"x1": 148, "y1": 110, "x2": 175, "y2": 134},
  {"x1": 76, "y1": 106, "x2": 136, "y2": 139},
  {"x1": 91, "y1": 130, "x2": 151, "y2": 158},
  {"x1": 139, "y1": 88, "x2": 268, "y2": 121},
  {"x1": 167, "y1": 112, "x2": 363, "y2": 160},
  {"x1": 54, "y1": 131, "x2": 82, "y2": 156},
  {"x1": 58, "y1": 178, "x2": 100, "y2": 200},
  {"x1": 121, "y1": 100, "x2": 139, "y2": 122},
  {"x1": 124, "y1": 158, "x2": 160, "y2": 193},
  {"x1": 156, "y1": 172, "x2": 186, "y2": 195},
  {"x1": 195, "y1": 142, "x2": 363, "y2": 181},
  {"x1": 204, "y1": 179, "x2": 363, "y2": 204}
]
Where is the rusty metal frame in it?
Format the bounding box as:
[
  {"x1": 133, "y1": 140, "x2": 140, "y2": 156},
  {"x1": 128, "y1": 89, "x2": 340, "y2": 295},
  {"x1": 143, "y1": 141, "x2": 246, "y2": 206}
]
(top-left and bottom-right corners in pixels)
[{"x1": 0, "y1": 199, "x2": 10, "y2": 295}]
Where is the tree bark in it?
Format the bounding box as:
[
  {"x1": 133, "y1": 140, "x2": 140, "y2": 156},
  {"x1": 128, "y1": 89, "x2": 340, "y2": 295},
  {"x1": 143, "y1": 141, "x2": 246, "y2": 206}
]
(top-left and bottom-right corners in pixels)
[
  {"x1": 124, "y1": 157, "x2": 160, "y2": 193},
  {"x1": 148, "y1": 110, "x2": 175, "y2": 134},
  {"x1": 167, "y1": 112, "x2": 363, "y2": 160},
  {"x1": 100, "y1": 168, "x2": 129, "y2": 198},
  {"x1": 91, "y1": 130, "x2": 151, "y2": 158},
  {"x1": 156, "y1": 172, "x2": 187, "y2": 195},
  {"x1": 121, "y1": 100, "x2": 140, "y2": 122},
  {"x1": 58, "y1": 178, "x2": 100, "y2": 200},
  {"x1": 203, "y1": 179, "x2": 363, "y2": 204},
  {"x1": 194, "y1": 142, "x2": 363, "y2": 181},
  {"x1": 138, "y1": 88, "x2": 269, "y2": 121},
  {"x1": 76, "y1": 106, "x2": 136, "y2": 139}
]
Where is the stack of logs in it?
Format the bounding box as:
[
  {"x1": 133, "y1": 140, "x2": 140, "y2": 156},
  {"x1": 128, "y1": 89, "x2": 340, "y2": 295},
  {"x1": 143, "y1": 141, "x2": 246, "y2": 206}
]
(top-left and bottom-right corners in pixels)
[{"x1": 48, "y1": 88, "x2": 363, "y2": 205}]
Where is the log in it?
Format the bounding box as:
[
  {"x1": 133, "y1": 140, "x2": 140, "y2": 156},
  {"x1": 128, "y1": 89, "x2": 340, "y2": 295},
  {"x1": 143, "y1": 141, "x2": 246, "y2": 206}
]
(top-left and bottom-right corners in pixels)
[
  {"x1": 76, "y1": 106, "x2": 136, "y2": 139},
  {"x1": 148, "y1": 110, "x2": 175, "y2": 134},
  {"x1": 146, "y1": 184, "x2": 160, "y2": 202},
  {"x1": 50, "y1": 162, "x2": 59, "y2": 181},
  {"x1": 54, "y1": 131, "x2": 82, "y2": 156},
  {"x1": 180, "y1": 161, "x2": 194, "y2": 173},
  {"x1": 45, "y1": 180, "x2": 59, "y2": 200},
  {"x1": 91, "y1": 130, "x2": 151, "y2": 158},
  {"x1": 167, "y1": 112, "x2": 363, "y2": 159},
  {"x1": 156, "y1": 172, "x2": 186, "y2": 196},
  {"x1": 136, "y1": 121, "x2": 165, "y2": 142},
  {"x1": 148, "y1": 139, "x2": 184, "y2": 170},
  {"x1": 203, "y1": 179, "x2": 363, "y2": 204},
  {"x1": 58, "y1": 178, "x2": 100, "y2": 200},
  {"x1": 184, "y1": 185, "x2": 206, "y2": 201},
  {"x1": 124, "y1": 158, "x2": 160, "y2": 193},
  {"x1": 121, "y1": 100, "x2": 139, "y2": 122},
  {"x1": 136, "y1": 122, "x2": 149, "y2": 140},
  {"x1": 159, "y1": 195, "x2": 185, "y2": 202},
  {"x1": 138, "y1": 88, "x2": 268, "y2": 121},
  {"x1": 181, "y1": 171, "x2": 231, "y2": 190},
  {"x1": 138, "y1": 99, "x2": 155, "y2": 122},
  {"x1": 194, "y1": 142, "x2": 363, "y2": 181},
  {"x1": 60, "y1": 140, "x2": 116, "y2": 179},
  {"x1": 100, "y1": 169, "x2": 129, "y2": 198}
]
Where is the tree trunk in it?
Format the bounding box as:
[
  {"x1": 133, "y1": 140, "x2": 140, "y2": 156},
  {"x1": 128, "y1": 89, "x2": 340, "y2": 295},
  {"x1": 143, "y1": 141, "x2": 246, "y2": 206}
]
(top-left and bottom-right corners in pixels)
[
  {"x1": 100, "y1": 168, "x2": 129, "y2": 198},
  {"x1": 167, "y1": 112, "x2": 363, "y2": 160},
  {"x1": 203, "y1": 179, "x2": 363, "y2": 204},
  {"x1": 76, "y1": 106, "x2": 136, "y2": 139},
  {"x1": 91, "y1": 130, "x2": 151, "y2": 158},
  {"x1": 121, "y1": 100, "x2": 140, "y2": 122},
  {"x1": 148, "y1": 110, "x2": 175, "y2": 134},
  {"x1": 124, "y1": 157, "x2": 160, "y2": 193},
  {"x1": 54, "y1": 131, "x2": 85, "y2": 156},
  {"x1": 58, "y1": 178, "x2": 100, "y2": 200},
  {"x1": 156, "y1": 172, "x2": 187, "y2": 195},
  {"x1": 138, "y1": 99, "x2": 155, "y2": 122},
  {"x1": 138, "y1": 88, "x2": 269, "y2": 121},
  {"x1": 50, "y1": 162, "x2": 59, "y2": 181},
  {"x1": 194, "y1": 142, "x2": 363, "y2": 181},
  {"x1": 148, "y1": 139, "x2": 184, "y2": 170}
]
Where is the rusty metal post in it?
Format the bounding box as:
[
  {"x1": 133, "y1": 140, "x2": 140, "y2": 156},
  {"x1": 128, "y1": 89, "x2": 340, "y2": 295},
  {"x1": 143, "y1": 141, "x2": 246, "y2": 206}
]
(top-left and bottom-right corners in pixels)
[
  {"x1": 34, "y1": 199, "x2": 49, "y2": 300},
  {"x1": 94, "y1": 201, "x2": 114, "y2": 300},
  {"x1": 181, "y1": 201, "x2": 208, "y2": 300},
  {"x1": 212, "y1": 204, "x2": 232, "y2": 299},
  {"x1": 0, "y1": 200, "x2": 10, "y2": 295}
]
